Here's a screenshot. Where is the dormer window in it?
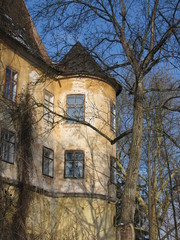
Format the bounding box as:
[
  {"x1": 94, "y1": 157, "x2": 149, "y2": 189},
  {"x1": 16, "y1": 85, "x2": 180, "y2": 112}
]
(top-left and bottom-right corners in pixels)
[
  {"x1": 4, "y1": 66, "x2": 18, "y2": 102},
  {"x1": 67, "y1": 94, "x2": 85, "y2": 123}
]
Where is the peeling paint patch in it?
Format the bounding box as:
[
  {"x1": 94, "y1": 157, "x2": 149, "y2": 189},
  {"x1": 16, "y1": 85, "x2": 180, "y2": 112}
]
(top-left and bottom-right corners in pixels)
[{"x1": 29, "y1": 70, "x2": 39, "y2": 83}]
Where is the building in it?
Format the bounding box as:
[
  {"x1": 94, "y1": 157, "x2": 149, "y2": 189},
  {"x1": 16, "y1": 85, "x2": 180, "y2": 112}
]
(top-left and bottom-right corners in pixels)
[{"x1": 0, "y1": 0, "x2": 122, "y2": 239}]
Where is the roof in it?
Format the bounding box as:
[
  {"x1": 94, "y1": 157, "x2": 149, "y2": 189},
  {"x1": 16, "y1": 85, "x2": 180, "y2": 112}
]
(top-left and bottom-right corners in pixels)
[
  {"x1": 59, "y1": 42, "x2": 122, "y2": 95},
  {"x1": 0, "y1": 0, "x2": 50, "y2": 63},
  {"x1": 0, "y1": 1, "x2": 121, "y2": 95}
]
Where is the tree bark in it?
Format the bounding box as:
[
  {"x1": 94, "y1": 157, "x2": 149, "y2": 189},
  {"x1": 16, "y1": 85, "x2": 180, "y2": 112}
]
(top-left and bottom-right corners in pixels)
[
  {"x1": 147, "y1": 113, "x2": 153, "y2": 239},
  {"x1": 120, "y1": 78, "x2": 144, "y2": 226}
]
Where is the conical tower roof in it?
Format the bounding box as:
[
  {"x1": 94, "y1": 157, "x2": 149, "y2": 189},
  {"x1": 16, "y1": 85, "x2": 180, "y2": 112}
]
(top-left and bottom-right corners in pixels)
[{"x1": 59, "y1": 42, "x2": 122, "y2": 95}]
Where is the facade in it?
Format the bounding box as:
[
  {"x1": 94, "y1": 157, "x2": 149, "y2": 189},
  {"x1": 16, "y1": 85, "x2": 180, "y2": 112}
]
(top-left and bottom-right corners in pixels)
[{"x1": 0, "y1": 1, "x2": 122, "y2": 239}]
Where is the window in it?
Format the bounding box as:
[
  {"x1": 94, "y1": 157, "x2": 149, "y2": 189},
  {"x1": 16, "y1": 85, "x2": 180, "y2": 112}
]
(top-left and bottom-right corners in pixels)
[
  {"x1": 44, "y1": 90, "x2": 54, "y2": 122},
  {"x1": 1, "y1": 129, "x2": 15, "y2": 163},
  {"x1": 110, "y1": 156, "x2": 116, "y2": 184},
  {"x1": 67, "y1": 95, "x2": 84, "y2": 122},
  {"x1": 64, "y1": 150, "x2": 84, "y2": 178},
  {"x1": 4, "y1": 66, "x2": 18, "y2": 102},
  {"x1": 42, "y1": 147, "x2": 54, "y2": 177},
  {"x1": 110, "y1": 102, "x2": 116, "y2": 131}
]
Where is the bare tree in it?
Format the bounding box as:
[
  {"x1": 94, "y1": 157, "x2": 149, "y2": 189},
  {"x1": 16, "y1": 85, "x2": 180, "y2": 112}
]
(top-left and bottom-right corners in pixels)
[
  {"x1": 116, "y1": 71, "x2": 179, "y2": 239},
  {"x1": 28, "y1": 0, "x2": 180, "y2": 231}
]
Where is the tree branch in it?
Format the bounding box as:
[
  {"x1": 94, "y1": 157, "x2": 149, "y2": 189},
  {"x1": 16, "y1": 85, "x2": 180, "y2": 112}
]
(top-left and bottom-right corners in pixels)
[{"x1": 33, "y1": 99, "x2": 132, "y2": 145}]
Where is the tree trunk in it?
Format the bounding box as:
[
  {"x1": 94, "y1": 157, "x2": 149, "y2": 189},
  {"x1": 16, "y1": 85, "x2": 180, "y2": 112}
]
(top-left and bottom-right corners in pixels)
[
  {"x1": 151, "y1": 143, "x2": 158, "y2": 240},
  {"x1": 120, "y1": 78, "x2": 144, "y2": 228},
  {"x1": 147, "y1": 113, "x2": 153, "y2": 239},
  {"x1": 152, "y1": 204, "x2": 159, "y2": 240}
]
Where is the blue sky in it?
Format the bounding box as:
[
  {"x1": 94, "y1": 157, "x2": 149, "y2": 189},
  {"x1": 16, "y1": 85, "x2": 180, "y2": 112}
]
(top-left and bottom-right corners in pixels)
[{"x1": 24, "y1": 0, "x2": 180, "y2": 80}]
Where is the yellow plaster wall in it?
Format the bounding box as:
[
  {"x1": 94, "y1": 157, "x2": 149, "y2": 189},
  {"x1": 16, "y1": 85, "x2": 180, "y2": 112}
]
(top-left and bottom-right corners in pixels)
[
  {"x1": 30, "y1": 76, "x2": 116, "y2": 197},
  {"x1": 27, "y1": 192, "x2": 116, "y2": 240},
  {"x1": 0, "y1": 183, "x2": 116, "y2": 240}
]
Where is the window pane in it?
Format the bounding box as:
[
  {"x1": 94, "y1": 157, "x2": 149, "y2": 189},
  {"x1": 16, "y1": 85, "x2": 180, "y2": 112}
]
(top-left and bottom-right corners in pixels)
[
  {"x1": 50, "y1": 95, "x2": 54, "y2": 103},
  {"x1": 4, "y1": 67, "x2": 18, "y2": 102},
  {"x1": 9, "y1": 144, "x2": 14, "y2": 163},
  {"x1": 67, "y1": 107, "x2": 75, "y2": 118},
  {"x1": 42, "y1": 147, "x2": 54, "y2": 177},
  {"x1": 75, "y1": 152, "x2": 84, "y2": 160},
  {"x1": 76, "y1": 95, "x2": 84, "y2": 104},
  {"x1": 110, "y1": 102, "x2": 116, "y2": 131},
  {"x1": 43, "y1": 157, "x2": 49, "y2": 175},
  {"x1": 44, "y1": 148, "x2": 53, "y2": 159},
  {"x1": 65, "y1": 151, "x2": 84, "y2": 178},
  {"x1": 67, "y1": 95, "x2": 85, "y2": 123},
  {"x1": 44, "y1": 91, "x2": 54, "y2": 122},
  {"x1": 1, "y1": 142, "x2": 8, "y2": 161},
  {"x1": 76, "y1": 107, "x2": 84, "y2": 119},
  {"x1": 44, "y1": 100, "x2": 49, "y2": 107},
  {"x1": 44, "y1": 107, "x2": 48, "y2": 115},
  {"x1": 12, "y1": 71, "x2": 18, "y2": 81},
  {"x1": 66, "y1": 152, "x2": 74, "y2": 161},
  {"x1": 4, "y1": 67, "x2": 18, "y2": 101},
  {"x1": 67, "y1": 95, "x2": 75, "y2": 104},
  {"x1": 9, "y1": 143, "x2": 15, "y2": 154},
  {"x1": 44, "y1": 148, "x2": 49, "y2": 157},
  {"x1": 111, "y1": 104, "x2": 114, "y2": 113},
  {"x1": 12, "y1": 82, "x2": 17, "y2": 102},
  {"x1": 74, "y1": 161, "x2": 83, "y2": 178},
  {"x1": 49, "y1": 113, "x2": 54, "y2": 122},
  {"x1": 1, "y1": 129, "x2": 15, "y2": 163},
  {"x1": 4, "y1": 81, "x2": 10, "y2": 98},
  {"x1": 49, "y1": 150, "x2": 54, "y2": 159},
  {"x1": 49, "y1": 103, "x2": 54, "y2": 111},
  {"x1": 9, "y1": 132, "x2": 15, "y2": 143},
  {"x1": 111, "y1": 118, "x2": 114, "y2": 128},
  {"x1": 2, "y1": 130, "x2": 8, "y2": 140},
  {"x1": 49, "y1": 160, "x2": 53, "y2": 177},
  {"x1": 65, "y1": 162, "x2": 74, "y2": 177},
  {"x1": 45, "y1": 94, "x2": 50, "y2": 101}
]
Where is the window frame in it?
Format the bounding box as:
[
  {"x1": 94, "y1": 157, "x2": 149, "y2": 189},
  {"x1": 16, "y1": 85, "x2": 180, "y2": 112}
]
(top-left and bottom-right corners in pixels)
[
  {"x1": 44, "y1": 90, "x2": 54, "y2": 123},
  {"x1": 66, "y1": 94, "x2": 85, "y2": 123},
  {"x1": 3, "y1": 66, "x2": 18, "y2": 102},
  {"x1": 42, "y1": 146, "x2": 54, "y2": 178},
  {"x1": 64, "y1": 150, "x2": 84, "y2": 179},
  {"x1": 110, "y1": 101, "x2": 116, "y2": 132},
  {"x1": 0, "y1": 128, "x2": 15, "y2": 164},
  {"x1": 110, "y1": 156, "x2": 117, "y2": 184}
]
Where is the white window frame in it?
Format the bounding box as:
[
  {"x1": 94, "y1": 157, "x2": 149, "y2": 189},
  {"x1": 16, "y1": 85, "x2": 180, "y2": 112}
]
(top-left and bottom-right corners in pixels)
[
  {"x1": 44, "y1": 90, "x2": 54, "y2": 122},
  {"x1": 42, "y1": 146, "x2": 54, "y2": 177}
]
